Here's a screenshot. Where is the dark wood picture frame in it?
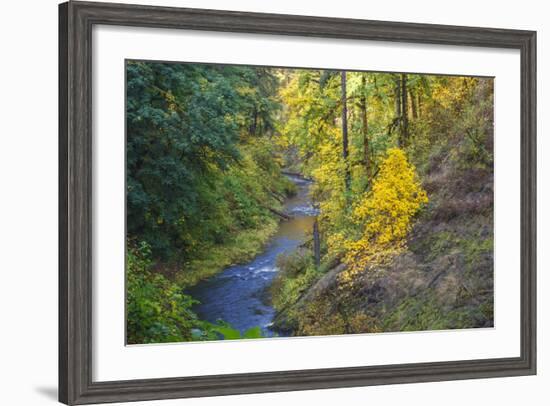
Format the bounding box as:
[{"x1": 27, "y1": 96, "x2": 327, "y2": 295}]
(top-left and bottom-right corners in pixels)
[{"x1": 59, "y1": 1, "x2": 537, "y2": 404}]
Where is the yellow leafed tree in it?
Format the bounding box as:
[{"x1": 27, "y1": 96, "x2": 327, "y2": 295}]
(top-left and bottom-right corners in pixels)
[{"x1": 342, "y1": 148, "x2": 428, "y2": 279}]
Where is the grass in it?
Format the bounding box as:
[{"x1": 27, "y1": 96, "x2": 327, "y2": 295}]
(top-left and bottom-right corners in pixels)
[{"x1": 175, "y1": 218, "x2": 279, "y2": 287}]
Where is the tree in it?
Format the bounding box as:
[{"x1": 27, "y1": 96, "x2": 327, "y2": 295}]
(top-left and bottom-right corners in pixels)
[
  {"x1": 341, "y1": 71, "x2": 351, "y2": 192},
  {"x1": 400, "y1": 73, "x2": 409, "y2": 146},
  {"x1": 342, "y1": 148, "x2": 428, "y2": 276},
  {"x1": 126, "y1": 62, "x2": 284, "y2": 261},
  {"x1": 359, "y1": 73, "x2": 371, "y2": 181},
  {"x1": 394, "y1": 75, "x2": 402, "y2": 130}
]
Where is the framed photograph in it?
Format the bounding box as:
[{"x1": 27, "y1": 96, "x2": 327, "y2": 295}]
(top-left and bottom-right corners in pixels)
[{"x1": 59, "y1": 1, "x2": 536, "y2": 404}]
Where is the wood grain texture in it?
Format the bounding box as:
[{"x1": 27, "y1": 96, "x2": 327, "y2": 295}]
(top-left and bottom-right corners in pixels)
[
  {"x1": 58, "y1": 1, "x2": 537, "y2": 404},
  {"x1": 58, "y1": 3, "x2": 69, "y2": 404}
]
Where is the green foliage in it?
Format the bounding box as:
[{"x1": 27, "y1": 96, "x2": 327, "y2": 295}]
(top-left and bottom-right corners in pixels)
[
  {"x1": 212, "y1": 324, "x2": 264, "y2": 340},
  {"x1": 271, "y1": 250, "x2": 321, "y2": 315},
  {"x1": 242, "y1": 326, "x2": 264, "y2": 339},
  {"x1": 127, "y1": 242, "x2": 205, "y2": 343},
  {"x1": 127, "y1": 242, "x2": 266, "y2": 343},
  {"x1": 126, "y1": 62, "x2": 287, "y2": 263},
  {"x1": 126, "y1": 61, "x2": 495, "y2": 341}
]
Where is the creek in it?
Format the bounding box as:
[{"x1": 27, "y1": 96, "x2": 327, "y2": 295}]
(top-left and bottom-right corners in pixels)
[{"x1": 186, "y1": 175, "x2": 317, "y2": 336}]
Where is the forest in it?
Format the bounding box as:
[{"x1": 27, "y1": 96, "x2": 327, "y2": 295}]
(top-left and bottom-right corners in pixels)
[{"x1": 126, "y1": 61, "x2": 494, "y2": 344}]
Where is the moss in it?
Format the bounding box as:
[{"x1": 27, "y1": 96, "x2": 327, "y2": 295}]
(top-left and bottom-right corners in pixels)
[
  {"x1": 412, "y1": 227, "x2": 493, "y2": 272},
  {"x1": 461, "y1": 236, "x2": 493, "y2": 271},
  {"x1": 421, "y1": 230, "x2": 456, "y2": 262},
  {"x1": 383, "y1": 293, "x2": 493, "y2": 332}
]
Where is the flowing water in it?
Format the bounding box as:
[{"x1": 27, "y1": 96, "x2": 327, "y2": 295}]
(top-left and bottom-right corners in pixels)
[{"x1": 186, "y1": 175, "x2": 317, "y2": 336}]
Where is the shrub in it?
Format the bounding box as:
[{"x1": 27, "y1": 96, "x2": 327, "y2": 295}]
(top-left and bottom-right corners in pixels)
[
  {"x1": 271, "y1": 249, "x2": 319, "y2": 311},
  {"x1": 342, "y1": 148, "x2": 428, "y2": 278},
  {"x1": 126, "y1": 241, "x2": 202, "y2": 343}
]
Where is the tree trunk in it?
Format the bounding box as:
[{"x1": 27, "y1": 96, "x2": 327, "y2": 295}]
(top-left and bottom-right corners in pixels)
[
  {"x1": 250, "y1": 107, "x2": 258, "y2": 136},
  {"x1": 341, "y1": 71, "x2": 351, "y2": 192},
  {"x1": 395, "y1": 75, "x2": 402, "y2": 120},
  {"x1": 360, "y1": 74, "x2": 371, "y2": 181},
  {"x1": 313, "y1": 218, "x2": 321, "y2": 268},
  {"x1": 395, "y1": 75, "x2": 402, "y2": 147},
  {"x1": 400, "y1": 73, "x2": 409, "y2": 146},
  {"x1": 409, "y1": 88, "x2": 418, "y2": 119}
]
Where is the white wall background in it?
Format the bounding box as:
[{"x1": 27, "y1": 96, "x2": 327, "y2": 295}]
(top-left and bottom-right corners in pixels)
[{"x1": 0, "y1": 0, "x2": 547, "y2": 405}]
